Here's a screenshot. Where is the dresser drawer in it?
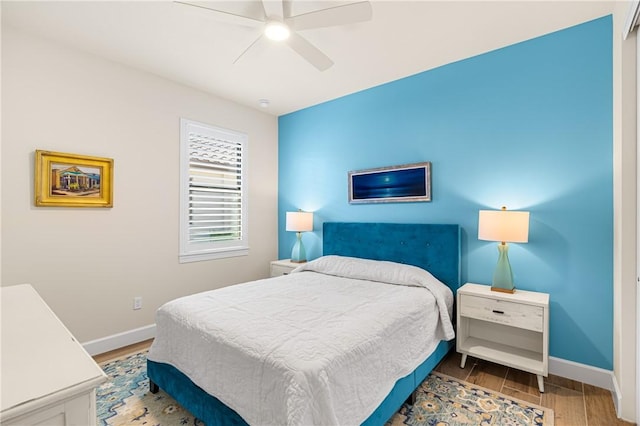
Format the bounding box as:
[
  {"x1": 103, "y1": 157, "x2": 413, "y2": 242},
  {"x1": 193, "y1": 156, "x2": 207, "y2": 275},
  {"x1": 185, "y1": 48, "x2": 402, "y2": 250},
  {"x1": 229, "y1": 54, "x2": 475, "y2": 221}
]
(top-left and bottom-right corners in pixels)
[{"x1": 460, "y1": 294, "x2": 544, "y2": 332}]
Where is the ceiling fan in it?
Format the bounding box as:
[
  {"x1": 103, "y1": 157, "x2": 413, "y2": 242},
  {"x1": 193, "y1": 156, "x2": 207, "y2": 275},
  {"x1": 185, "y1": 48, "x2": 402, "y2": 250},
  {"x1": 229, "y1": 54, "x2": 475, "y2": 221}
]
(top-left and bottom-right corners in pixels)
[{"x1": 176, "y1": 0, "x2": 373, "y2": 71}]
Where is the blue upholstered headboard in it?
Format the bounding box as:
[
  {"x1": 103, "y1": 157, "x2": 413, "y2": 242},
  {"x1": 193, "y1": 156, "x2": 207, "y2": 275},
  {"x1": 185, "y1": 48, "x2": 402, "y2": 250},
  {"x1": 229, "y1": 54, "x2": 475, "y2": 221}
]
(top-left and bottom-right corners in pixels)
[{"x1": 322, "y1": 222, "x2": 461, "y2": 291}]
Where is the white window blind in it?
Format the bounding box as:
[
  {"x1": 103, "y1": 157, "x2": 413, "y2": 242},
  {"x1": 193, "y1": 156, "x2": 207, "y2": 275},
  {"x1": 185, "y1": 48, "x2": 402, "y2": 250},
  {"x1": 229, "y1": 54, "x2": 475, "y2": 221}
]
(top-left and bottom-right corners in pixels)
[
  {"x1": 180, "y1": 119, "x2": 248, "y2": 262},
  {"x1": 623, "y1": 0, "x2": 639, "y2": 39}
]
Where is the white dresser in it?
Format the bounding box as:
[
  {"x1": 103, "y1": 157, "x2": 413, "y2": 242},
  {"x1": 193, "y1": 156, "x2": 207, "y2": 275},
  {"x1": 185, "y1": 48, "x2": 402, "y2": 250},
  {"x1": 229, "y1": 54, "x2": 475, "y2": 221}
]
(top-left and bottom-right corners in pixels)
[
  {"x1": 456, "y1": 283, "x2": 549, "y2": 392},
  {"x1": 1, "y1": 284, "x2": 107, "y2": 425}
]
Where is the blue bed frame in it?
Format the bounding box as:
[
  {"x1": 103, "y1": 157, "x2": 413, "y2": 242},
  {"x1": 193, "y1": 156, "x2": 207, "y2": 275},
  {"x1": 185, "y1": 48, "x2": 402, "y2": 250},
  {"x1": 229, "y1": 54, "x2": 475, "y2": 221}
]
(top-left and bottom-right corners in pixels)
[{"x1": 148, "y1": 222, "x2": 461, "y2": 425}]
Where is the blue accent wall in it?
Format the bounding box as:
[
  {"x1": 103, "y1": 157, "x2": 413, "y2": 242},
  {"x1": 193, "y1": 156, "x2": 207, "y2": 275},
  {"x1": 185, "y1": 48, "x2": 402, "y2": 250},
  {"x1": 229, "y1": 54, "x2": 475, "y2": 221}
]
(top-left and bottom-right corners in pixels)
[{"x1": 278, "y1": 16, "x2": 613, "y2": 369}]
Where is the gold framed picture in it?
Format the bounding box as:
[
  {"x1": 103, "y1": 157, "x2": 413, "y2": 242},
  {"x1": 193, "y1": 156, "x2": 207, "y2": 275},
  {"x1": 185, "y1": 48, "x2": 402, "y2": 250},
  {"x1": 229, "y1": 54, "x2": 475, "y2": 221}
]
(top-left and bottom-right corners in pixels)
[{"x1": 34, "y1": 150, "x2": 114, "y2": 207}]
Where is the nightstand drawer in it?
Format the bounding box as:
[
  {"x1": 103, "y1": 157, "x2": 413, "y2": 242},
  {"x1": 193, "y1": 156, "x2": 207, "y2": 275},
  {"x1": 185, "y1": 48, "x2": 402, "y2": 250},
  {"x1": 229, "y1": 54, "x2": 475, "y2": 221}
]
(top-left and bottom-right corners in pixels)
[
  {"x1": 270, "y1": 260, "x2": 301, "y2": 277},
  {"x1": 460, "y1": 294, "x2": 544, "y2": 332},
  {"x1": 271, "y1": 264, "x2": 293, "y2": 277}
]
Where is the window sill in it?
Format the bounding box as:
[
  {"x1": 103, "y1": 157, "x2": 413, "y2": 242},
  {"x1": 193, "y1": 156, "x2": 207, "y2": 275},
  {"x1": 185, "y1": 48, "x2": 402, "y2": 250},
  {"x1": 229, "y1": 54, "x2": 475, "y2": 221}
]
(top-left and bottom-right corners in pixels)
[{"x1": 179, "y1": 247, "x2": 249, "y2": 263}]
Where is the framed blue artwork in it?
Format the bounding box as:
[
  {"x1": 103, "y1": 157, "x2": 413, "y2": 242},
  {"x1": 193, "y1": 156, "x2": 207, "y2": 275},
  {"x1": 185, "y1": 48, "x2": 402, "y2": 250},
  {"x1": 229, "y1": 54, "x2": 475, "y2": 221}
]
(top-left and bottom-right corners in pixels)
[{"x1": 348, "y1": 162, "x2": 431, "y2": 204}]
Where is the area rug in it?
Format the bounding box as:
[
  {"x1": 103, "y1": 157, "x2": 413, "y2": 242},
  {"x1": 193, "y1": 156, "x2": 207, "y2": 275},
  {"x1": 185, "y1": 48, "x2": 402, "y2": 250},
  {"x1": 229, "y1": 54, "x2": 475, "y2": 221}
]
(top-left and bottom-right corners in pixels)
[
  {"x1": 97, "y1": 351, "x2": 554, "y2": 426},
  {"x1": 387, "y1": 371, "x2": 554, "y2": 426},
  {"x1": 97, "y1": 350, "x2": 203, "y2": 426}
]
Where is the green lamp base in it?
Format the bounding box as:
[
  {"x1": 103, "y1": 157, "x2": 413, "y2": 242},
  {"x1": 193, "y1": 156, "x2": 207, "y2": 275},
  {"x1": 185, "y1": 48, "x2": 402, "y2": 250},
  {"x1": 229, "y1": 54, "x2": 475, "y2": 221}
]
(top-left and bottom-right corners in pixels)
[
  {"x1": 290, "y1": 232, "x2": 307, "y2": 263},
  {"x1": 491, "y1": 242, "x2": 516, "y2": 293}
]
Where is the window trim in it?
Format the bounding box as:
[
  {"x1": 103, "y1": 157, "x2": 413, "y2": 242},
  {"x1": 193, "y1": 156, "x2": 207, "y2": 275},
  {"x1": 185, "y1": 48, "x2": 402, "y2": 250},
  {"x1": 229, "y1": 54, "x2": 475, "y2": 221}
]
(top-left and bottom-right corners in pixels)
[{"x1": 179, "y1": 118, "x2": 249, "y2": 263}]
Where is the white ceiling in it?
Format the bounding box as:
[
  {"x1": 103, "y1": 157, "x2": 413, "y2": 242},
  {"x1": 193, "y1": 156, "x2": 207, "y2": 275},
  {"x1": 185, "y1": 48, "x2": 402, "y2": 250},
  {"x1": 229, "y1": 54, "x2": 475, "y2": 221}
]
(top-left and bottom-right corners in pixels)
[{"x1": 2, "y1": 1, "x2": 616, "y2": 116}]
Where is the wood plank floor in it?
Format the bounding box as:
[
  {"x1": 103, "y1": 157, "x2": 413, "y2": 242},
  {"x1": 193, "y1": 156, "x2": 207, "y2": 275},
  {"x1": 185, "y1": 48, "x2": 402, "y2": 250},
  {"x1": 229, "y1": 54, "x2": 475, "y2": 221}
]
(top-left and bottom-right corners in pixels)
[
  {"x1": 435, "y1": 350, "x2": 634, "y2": 426},
  {"x1": 94, "y1": 341, "x2": 634, "y2": 425},
  {"x1": 92, "y1": 339, "x2": 153, "y2": 364}
]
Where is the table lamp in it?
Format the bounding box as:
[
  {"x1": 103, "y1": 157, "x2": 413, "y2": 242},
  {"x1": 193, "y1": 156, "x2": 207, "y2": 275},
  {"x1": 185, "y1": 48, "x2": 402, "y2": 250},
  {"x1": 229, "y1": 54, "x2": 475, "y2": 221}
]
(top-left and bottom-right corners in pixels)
[
  {"x1": 286, "y1": 211, "x2": 313, "y2": 263},
  {"x1": 478, "y1": 206, "x2": 530, "y2": 293}
]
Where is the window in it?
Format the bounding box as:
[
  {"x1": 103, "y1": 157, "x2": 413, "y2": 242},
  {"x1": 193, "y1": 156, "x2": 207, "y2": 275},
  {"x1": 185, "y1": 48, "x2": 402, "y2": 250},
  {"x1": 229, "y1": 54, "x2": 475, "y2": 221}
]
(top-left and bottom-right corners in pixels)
[{"x1": 179, "y1": 118, "x2": 248, "y2": 263}]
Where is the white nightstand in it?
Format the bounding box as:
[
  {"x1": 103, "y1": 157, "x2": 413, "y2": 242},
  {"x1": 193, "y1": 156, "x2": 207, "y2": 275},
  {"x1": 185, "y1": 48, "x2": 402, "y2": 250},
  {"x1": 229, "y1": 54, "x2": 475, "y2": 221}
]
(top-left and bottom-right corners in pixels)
[
  {"x1": 456, "y1": 283, "x2": 549, "y2": 392},
  {"x1": 270, "y1": 259, "x2": 301, "y2": 277}
]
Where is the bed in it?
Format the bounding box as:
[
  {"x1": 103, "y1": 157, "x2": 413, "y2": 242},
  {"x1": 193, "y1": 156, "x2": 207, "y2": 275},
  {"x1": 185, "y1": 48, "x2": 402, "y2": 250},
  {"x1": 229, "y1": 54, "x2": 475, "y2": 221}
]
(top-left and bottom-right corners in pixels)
[{"x1": 147, "y1": 222, "x2": 460, "y2": 425}]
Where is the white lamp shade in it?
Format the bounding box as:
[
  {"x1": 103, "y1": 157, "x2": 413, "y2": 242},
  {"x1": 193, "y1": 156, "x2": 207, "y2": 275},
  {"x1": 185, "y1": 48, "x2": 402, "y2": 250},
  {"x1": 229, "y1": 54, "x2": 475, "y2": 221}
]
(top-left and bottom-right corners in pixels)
[
  {"x1": 478, "y1": 209, "x2": 529, "y2": 243},
  {"x1": 286, "y1": 211, "x2": 313, "y2": 232}
]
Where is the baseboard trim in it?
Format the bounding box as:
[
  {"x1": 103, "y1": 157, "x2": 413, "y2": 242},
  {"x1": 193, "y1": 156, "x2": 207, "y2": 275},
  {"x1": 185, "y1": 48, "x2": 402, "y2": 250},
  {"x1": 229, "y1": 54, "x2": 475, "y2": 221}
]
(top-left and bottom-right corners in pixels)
[
  {"x1": 549, "y1": 356, "x2": 615, "y2": 391},
  {"x1": 611, "y1": 374, "x2": 623, "y2": 418},
  {"x1": 82, "y1": 324, "x2": 156, "y2": 356}
]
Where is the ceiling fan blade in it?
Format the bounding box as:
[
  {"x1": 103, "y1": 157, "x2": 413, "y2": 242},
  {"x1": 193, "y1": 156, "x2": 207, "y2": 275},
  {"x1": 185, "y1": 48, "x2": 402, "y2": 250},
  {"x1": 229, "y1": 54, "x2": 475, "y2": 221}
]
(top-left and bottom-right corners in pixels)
[
  {"x1": 233, "y1": 34, "x2": 264, "y2": 64},
  {"x1": 261, "y1": 0, "x2": 284, "y2": 19},
  {"x1": 286, "y1": 32, "x2": 334, "y2": 71},
  {"x1": 282, "y1": 0, "x2": 293, "y2": 19},
  {"x1": 175, "y1": 1, "x2": 266, "y2": 26},
  {"x1": 286, "y1": 1, "x2": 372, "y2": 31}
]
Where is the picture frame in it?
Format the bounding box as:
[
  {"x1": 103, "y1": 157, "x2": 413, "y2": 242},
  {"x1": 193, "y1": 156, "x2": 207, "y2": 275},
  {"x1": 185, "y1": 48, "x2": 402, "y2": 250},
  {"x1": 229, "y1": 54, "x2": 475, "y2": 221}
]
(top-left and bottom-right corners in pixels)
[
  {"x1": 34, "y1": 150, "x2": 114, "y2": 207},
  {"x1": 348, "y1": 161, "x2": 431, "y2": 204}
]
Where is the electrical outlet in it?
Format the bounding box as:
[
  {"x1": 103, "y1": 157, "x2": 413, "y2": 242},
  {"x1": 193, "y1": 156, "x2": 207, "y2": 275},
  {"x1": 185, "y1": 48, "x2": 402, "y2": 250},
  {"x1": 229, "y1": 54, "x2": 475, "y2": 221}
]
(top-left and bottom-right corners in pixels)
[{"x1": 133, "y1": 297, "x2": 142, "y2": 310}]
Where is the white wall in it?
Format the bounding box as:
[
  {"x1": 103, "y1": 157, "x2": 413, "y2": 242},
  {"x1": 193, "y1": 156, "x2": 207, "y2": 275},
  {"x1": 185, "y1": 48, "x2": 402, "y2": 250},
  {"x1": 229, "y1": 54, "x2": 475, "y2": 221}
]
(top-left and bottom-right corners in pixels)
[{"x1": 1, "y1": 25, "x2": 279, "y2": 343}]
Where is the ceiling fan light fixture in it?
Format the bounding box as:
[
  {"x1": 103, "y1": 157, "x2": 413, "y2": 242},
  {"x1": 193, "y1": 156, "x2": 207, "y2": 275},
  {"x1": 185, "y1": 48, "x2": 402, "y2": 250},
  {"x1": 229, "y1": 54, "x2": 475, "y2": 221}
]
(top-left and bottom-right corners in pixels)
[
  {"x1": 264, "y1": 21, "x2": 290, "y2": 41},
  {"x1": 178, "y1": 0, "x2": 373, "y2": 70}
]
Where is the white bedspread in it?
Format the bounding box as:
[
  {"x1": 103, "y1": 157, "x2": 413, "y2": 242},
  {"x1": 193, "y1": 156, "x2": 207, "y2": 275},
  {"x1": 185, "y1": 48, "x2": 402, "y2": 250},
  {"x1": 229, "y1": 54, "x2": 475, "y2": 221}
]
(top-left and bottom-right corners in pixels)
[{"x1": 147, "y1": 256, "x2": 454, "y2": 426}]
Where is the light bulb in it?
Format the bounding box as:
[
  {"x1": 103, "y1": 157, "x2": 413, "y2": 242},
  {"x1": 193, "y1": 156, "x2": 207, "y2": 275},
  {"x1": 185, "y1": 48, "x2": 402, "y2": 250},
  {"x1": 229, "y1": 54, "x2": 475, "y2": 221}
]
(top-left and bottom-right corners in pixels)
[{"x1": 264, "y1": 21, "x2": 290, "y2": 41}]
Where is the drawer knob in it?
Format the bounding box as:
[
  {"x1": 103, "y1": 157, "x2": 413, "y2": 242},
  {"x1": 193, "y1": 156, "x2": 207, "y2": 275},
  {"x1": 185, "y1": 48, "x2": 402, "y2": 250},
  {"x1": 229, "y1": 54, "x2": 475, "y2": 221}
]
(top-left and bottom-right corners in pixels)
[{"x1": 492, "y1": 310, "x2": 505, "y2": 314}]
